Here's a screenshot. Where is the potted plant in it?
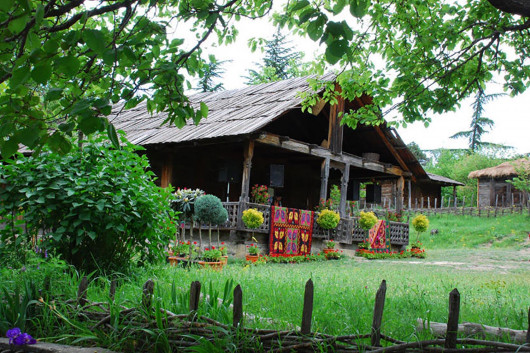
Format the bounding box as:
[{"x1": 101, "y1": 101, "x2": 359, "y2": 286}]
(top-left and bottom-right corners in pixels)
[
  {"x1": 246, "y1": 243, "x2": 260, "y2": 262},
  {"x1": 195, "y1": 194, "x2": 226, "y2": 249},
  {"x1": 323, "y1": 239, "x2": 337, "y2": 255},
  {"x1": 316, "y1": 209, "x2": 340, "y2": 240},
  {"x1": 173, "y1": 188, "x2": 205, "y2": 247},
  {"x1": 358, "y1": 211, "x2": 378, "y2": 246},
  {"x1": 324, "y1": 250, "x2": 342, "y2": 260},
  {"x1": 411, "y1": 214, "x2": 429, "y2": 254},
  {"x1": 219, "y1": 242, "x2": 228, "y2": 264},
  {"x1": 251, "y1": 184, "x2": 270, "y2": 205},
  {"x1": 199, "y1": 247, "x2": 224, "y2": 270}
]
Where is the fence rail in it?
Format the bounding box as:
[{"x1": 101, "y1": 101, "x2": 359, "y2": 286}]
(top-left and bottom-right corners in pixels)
[{"x1": 68, "y1": 276, "x2": 530, "y2": 353}]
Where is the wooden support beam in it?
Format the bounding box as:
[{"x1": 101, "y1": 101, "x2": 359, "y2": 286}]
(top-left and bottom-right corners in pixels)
[
  {"x1": 160, "y1": 154, "x2": 173, "y2": 188},
  {"x1": 256, "y1": 132, "x2": 405, "y2": 177},
  {"x1": 396, "y1": 176, "x2": 404, "y2": 212},
  {"x1": 408, "y1": 180, "x2": 412, "y2": 209},
  {"x1": 240, "y1": 140, "x2": 255, "y2": 202},
  {"x1": 340, "y1": 164, "x2": 350, "y2": 216},
  {"x1": 327, "y1": 87, "x2": 345, "y2": 154},
  {"x1": 310, "y1": 98, "x2": 326, "y2": 116},
  {"x1": 374, "y1": 126, "x2": 414, "y2": 181},
  {"x1": 320, "y1": 157, "x2": 330, "y2": 201}
]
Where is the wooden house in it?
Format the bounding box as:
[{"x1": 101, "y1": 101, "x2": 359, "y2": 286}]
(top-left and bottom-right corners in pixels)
[
  {"x1": 468, "y1": 159, "x2": 530, "y2": 207},
  {"x1": 110, "y1": 74, "x2": 460, "y2": 247}
]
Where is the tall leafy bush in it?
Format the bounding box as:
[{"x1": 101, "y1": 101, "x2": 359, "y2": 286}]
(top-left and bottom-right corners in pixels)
[{"x1": 0, "y1": 136, "x2": 175, "y2": 273}]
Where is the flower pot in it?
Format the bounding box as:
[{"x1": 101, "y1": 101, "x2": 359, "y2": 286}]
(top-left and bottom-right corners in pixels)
[
  {"x1": 220, "y1": 255, "x2": 228, "y2": 265},
  {"x1": 198, "y1": 260, "x2": 225, "y2": 271},
  {"x1": 323, "y1": 248, "x2": 337, "y2": 254},
  {"x1": 168, "y1": 256, "x2": 178, "y2": 266},
  {"x1": 246, "y1": 254, "x2": 259, "y2": 263}
]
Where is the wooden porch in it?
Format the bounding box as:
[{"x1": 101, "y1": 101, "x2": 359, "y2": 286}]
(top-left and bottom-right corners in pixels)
[{"x1": 221, "y1": 201, "x2": 409, "y2": 246}]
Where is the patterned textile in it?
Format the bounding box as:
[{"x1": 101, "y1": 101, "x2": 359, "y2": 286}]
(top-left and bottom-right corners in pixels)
[
  {"x1": 269, "y1": 206, "x2": 314, "y2": 256},
  {"x1": 368, "y1": 220, "x2": 390, "y2": 250}
]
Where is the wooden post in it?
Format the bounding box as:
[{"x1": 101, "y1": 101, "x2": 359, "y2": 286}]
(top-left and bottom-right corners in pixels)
[
  {"x1": 109, "y1": 279, "x2": 117, "y2": 302},
  {"x1": 427, "y1": 197, "x2": 430, "y2": 209},
  {"x1": 441, "y1": 196, "x2": 444, "y2": 209},
  {"x1": 327, "y1": 85, "x2": 345, "y2": 154},
  {"x1": 160, "y1": 153, "x2": 173, "y2": 188},
  {"x1": 526, "y1": 307, "x2": 530, "y2": 344},
  {"x1": 421, "y1": 197, "x2": 424, "y2": 209},
  {"x1": 371, "y1": 280, "x2": 387, "y2": 347},
  {"x1": 340, "y1": 164, "x2": 350, "y2": 217},
  {"x1": 233, "y1": 284, "x2": 243, "y2": 328},
  {"x1": 320, "y1": 157, "x2": 330, "y2": 201},
  {"x1": 396, "y1": 176, "x2": 404, "y2": 212},
  {"x1": 408, "y1": 180, "x2": 412, "y2": 210},
  {"x1": 453, "y1": 186, "x2": 457, "y2": 206},
  {"x1": 445, "y1": 288, "x2": 460, "y2": 349},
  {"x1": 415, "y1": 198, "x2": 418, "y2": 209},
  {"x1": 240, "y1": 140, "x2": 254, "y2": 202},
  {"x1": 77, "y1": 276, "x2": 88, "y2": 307},
  {"x1": 189, "y1": 281, "x2": 201, "y2": 312},
  {"x1": 434, "y1": 198, "x2": 437, "y2": 210},
  {"x1": 142, "y1": 279, "x2": 155, "y2": 309},
  {"x1": 526, "y1": 308, "x2": 530, "y2": 344},
  {"x1": 301, "y1": 279, "x2": 314, "y2": 335}
]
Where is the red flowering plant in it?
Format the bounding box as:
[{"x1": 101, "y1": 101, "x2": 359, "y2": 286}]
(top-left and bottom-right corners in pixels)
[
  {"x1": 219, "y1": 242, "x2": 228, "y2": 256},
  {"x1": 315, "y1": 198, "x2": 334, "y2": 212},
  {"x1": 251, "y1": 184, "x2": 270, "y2": 205},
  {"x1": 247, "y1": 243, "x2": 260, "y2": 255},
  {"x1": 202, "y1": 246, "x2": 222, "y2": 262}
]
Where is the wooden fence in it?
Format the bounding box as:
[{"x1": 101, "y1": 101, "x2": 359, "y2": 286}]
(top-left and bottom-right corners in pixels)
[{"x1": 73, "y1": 276, "x2": 530, "y2": 353}]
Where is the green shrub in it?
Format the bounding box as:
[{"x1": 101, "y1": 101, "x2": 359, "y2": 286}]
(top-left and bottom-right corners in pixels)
[
  {"x1": 412, "y1": 214, "x2": 429, "y2": 233},
  {"x1": 316, "y1": 209, "x2": 340, "y2": 229},
  {"x1": 194, "y1": 195, "x2": 224, "y2": 224},
  {"x1": 242, "y1": 209, "x2": 264, "y2": 229},
  {"x1": 0, "y1": 135, "x2": 175, "y2": 274},
  {"x1": 359, "y1": 211, "x2": 378, "y2": 230}
]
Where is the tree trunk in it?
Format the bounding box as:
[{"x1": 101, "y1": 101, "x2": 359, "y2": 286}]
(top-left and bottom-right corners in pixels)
[{"x1": 487, "y1": 0, "x2": 530, "y2": 17}]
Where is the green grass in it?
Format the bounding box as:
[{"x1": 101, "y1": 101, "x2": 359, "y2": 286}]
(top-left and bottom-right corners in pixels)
[
  {"x1": 413, "y1": 213, "x2": 530, "y2": 249},
  {"x1": 1, "y1": 214, "x2": 529, "y2": 351}
]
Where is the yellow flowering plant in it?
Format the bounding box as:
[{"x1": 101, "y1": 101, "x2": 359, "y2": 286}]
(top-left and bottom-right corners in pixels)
[
  {"x1": 359, "y1": 211, "x2": 378, "y2": 230},
  {"x1": 242, "y1": 208, "x2": 264, "y2": 229},
  {"x1": 411, "y1": 214, "x2": 429, "y2": 244},
  {"x1": 316, "y1": 209, "x2": 340, "y2": 229}
]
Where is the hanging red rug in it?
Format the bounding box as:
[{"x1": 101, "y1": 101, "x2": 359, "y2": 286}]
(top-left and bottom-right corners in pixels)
[{"x1": 269, "y1": 206, "x2": 314, "y2": 256}]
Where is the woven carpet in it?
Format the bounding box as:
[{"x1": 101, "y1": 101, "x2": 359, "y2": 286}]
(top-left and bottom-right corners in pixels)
[
  {"x1": 368, "y1": 220, "x2": 390, "y2": 249},
  {"x1": 269, "y1": 206, "x2": 314, "y2": 256}
]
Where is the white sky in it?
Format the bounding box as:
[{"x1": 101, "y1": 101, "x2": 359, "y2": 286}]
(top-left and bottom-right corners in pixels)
[{"x1": 190, "y1": 9, "x2": 530, "y2": 156}]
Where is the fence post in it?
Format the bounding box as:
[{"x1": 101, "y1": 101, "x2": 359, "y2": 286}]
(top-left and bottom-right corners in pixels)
[
  {"x1": 77, "y1": 276, "x2": 88, "y2": 307},
  {"x1": 142, "y1": 279, "x2": 155, "y2": 309},
  {"x1": 301, "y1": 279, "x2": 314, "y2": 335},
  {"x1": 371, "y1": 280, "x2": 387, "y2": 347},
  {"x1": 445, "y1": 288, "x2": 460, "y2": 349},
  {"x1": 189, "y1": 281, "x2": 201, "y2": 312},
  {"x1": 233, "y1": 284, "x2": 243, "y2": 328},
  {"x1": 526, "y1": 307, "x2": 530, "y2": 344},
  {"x1": 109, "y1": 279, "x2": 117, "y2": 302}
]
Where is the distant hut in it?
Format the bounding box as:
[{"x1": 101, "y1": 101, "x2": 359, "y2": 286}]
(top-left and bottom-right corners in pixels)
[{"x1": 468, "y1": 158, "x2": 530, "y2": 207}]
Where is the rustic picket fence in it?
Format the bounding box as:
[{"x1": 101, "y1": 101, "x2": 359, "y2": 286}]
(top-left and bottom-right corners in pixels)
[{"x1": 71, "y1": 276, "x2": 530, "y2": 353}]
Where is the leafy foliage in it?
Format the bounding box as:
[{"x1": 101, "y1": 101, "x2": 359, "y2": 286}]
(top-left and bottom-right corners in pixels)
[
  {"x1": 194, "y1": 195, "x2": 225, "y2": 224},
  {"x1": 197, "y1": 55, "x2": 227, "y2": 92},
  {"x1": 277, "y1": 0, "x2": 530, "y2": 127},
  {"x1": 0, "y1": 135, "x2": 175, "y2": 273},
  {"x1": 242, "y1": 209, "x2": 264, "y2": 229},
  {"x1": 0, "y1": 0, "x2": 273, "y2": 156},
  {"x1": 412, "y1": 214, "x2": 430, "y2": 234},
  {"x1": 358, "y1": 211, "x2": 378, "y2": 231},
  {"x1": 507, "y1": 158, "x2": 530, "y2": 196},
  {"x1": 407, "y1": 142, "x2": 429, "y2": 165},
  {"x1": 316, "y1": 209, "x2": 340, "y2": 230},
  {"x1": 173, "y1": 188, "x2": 205, "y2": 221}
]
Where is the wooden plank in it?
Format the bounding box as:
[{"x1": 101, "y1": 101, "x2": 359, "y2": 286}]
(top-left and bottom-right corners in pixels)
[
  {"x1": 240, "y1": 140, "x2": 254, "y2": 201},
  {"x1": 340, "y1": 164, "x2": 350, "y2": 216},
  {"x1": 310, "y1": 98, "x2": 326, "y2": 116},
  {"x1": 189, "y1": 281, "x2": 201, "y2": 312},
  {"x1": 301, "y1": 279, "x2": 314, "y2": 335},
  {"x1": 371, "y1": 280, "x2": 387, "y2": 347},
  {"x1": 396, "y1": 176, "x2": 404, "y2": 212},
  {"x1": 233, "y1": 284, "x2": 243, "y2": 328},
  {"x1": 109, "y1": 279, "x2": 117, "y2": 302},
  {"x1": 327, "y1": 84, "x2": 344, "y2": 154},
  {"x1": 445, "y1": 288, "x2": 460, "y2": 349},
  {"x1": 142, "y1": 279, "x2": 155, "y2": 309},
  {"x1": 160, "y1": 153, "x2": 173, "y2": 188},
  {"x1": 77, "y1": 276, "x2": 88, "y2": 307},
  {"x1": 527, "y1": 307, "x2": 530, "y2": 344}
]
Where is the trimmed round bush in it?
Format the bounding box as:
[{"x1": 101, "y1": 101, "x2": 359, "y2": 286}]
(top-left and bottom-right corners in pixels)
[
  {"x1": 194, "y1": 195, "x2": 225, "y2": 224},
  {"x1": 359, "y1": 211, "x2": 378, "y2": 230},
  {"x1": 412, "y1": 214, "x2": 429, "y2": 233},
  {"x1": 316, "y1": 209, "x2": 340, "y2": 229},
  {"x1": 242, "y1": 208, "x2": 264, "y2": 229}
]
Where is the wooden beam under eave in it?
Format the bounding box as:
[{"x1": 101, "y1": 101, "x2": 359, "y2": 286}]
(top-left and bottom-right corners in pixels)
[
  {"x1": 327, "y1": 84, "x2": 344, "y2": 154},
  {"x1": 240, "y1": 140, "x2": 255, "y2": 202},
  {"x1": 160, "y1": 154, "x2": 173, "y2": 188},
  {"x1": 373, "y1": 126, "x2": 415, "y2": 182},
  {"x1": 310, "y1": 98, "x2": 326, "y2": 116},
  {"x1": 255, "y1": 132, "x2": 405, "y2": 177}
]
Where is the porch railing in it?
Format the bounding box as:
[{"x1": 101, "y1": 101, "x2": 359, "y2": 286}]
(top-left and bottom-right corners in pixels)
[{"x1": 220, "y1": 201, "x2": 409, "y2": 246}]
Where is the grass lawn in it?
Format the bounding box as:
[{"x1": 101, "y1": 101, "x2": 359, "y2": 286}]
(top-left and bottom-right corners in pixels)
[{"x1": 1, "y1": 213, "x2": 529, "y2": 350}]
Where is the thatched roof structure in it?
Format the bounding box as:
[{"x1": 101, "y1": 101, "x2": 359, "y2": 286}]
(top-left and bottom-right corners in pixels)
[{"x1": 468, "y1": 158, "x2": 530, "y2": 179}]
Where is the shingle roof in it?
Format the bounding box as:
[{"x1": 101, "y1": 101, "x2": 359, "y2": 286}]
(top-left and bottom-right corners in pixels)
[
  {"x1": 426, "y1": 172, "x2": 464, "y2": 186},
  {"x1": 109, "y1": 73, "x2": 336, "y2": 146}
]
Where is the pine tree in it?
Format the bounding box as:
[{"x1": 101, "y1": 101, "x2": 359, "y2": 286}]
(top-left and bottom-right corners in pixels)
[
  {"x1": 450, "y1": 87, "x2": 505, "y2": 152},
  {"x1": 246, "y1": 30, "x2": 305, "y2": 85},
  {"x1": 197, "y1": 55, "x2": 227, "y2": 92}
]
